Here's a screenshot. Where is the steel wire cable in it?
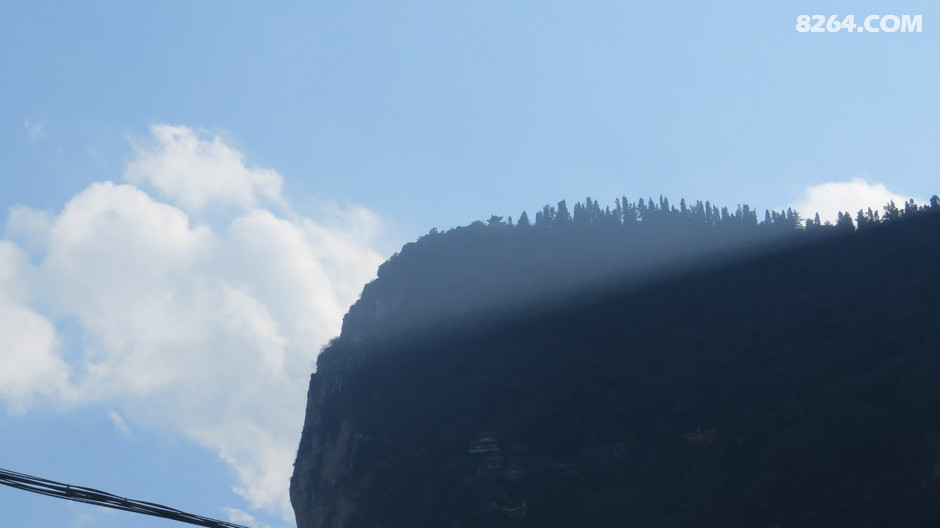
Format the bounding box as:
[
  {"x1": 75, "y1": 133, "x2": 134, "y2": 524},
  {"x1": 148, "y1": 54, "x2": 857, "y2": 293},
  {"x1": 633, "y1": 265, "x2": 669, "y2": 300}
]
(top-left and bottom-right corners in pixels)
[{"x1": 0, "y1": 467, "x2": 251, "y2": 528}]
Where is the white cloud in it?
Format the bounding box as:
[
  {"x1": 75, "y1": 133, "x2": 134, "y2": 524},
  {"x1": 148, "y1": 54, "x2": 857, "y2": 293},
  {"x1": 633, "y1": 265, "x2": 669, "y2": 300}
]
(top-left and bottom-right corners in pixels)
[
  {"x1": 24, "y1": 118, "x2": 48, "y2": 144},
  {"x1": 790, "y1": 177, "x2": 915, "y2": 224},
  {"x1": 0, "y1": 241, "x2": 71, "y2": 413},
  {"x1": 224, "y1": 508, "x2": 259, "y2": 527},
  {"x1": 108, "y1": 409, "x2": 131, "y2": 438},
  {"x1": 0, "y1": 125, "x2": 386, "y2": 523},
  {"x1": 124, "y1": 124, "x2": 285, "y2": 213},
  {"x1": 5, "y1": 206, "x2": 53, "y2": 258}
]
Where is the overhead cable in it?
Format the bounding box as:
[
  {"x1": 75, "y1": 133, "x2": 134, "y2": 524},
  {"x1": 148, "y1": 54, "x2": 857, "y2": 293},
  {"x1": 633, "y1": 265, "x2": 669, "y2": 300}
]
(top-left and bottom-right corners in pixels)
[{"x1": 0, "y1": 467, "x2": 250, "y2": 528}]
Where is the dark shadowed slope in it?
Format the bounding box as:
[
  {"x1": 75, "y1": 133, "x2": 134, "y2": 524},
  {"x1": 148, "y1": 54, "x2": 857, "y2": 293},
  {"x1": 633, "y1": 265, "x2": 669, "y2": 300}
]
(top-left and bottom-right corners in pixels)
[{"x1": 292, "y1": 200, "x2": 940, "y2": 528}]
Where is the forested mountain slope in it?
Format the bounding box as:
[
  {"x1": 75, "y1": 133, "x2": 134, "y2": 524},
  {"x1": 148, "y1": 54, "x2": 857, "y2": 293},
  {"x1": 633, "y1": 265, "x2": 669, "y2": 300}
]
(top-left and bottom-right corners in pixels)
[{"x1": 292, "y1": 197, "x2": 940, "y2": 528}]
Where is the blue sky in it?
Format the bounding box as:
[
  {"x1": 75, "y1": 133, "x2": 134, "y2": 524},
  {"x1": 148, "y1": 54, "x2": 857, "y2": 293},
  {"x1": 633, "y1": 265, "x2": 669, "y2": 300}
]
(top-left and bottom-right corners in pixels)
[{"x1": 1, "y1": 2, "x2": 937, "y2": 527}]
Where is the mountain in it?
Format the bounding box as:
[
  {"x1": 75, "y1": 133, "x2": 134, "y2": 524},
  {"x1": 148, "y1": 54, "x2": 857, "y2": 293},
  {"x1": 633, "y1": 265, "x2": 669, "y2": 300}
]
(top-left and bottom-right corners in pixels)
[{"x1": 291, "y1": 198, "x2": 940, "y2": 528}]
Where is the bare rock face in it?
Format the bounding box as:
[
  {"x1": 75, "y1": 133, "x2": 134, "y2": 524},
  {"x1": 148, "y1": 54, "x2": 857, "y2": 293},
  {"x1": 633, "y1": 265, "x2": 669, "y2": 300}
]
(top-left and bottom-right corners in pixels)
[
  {"x1": 290, "y1": 353, "x2": 356, "y2": 528},
  {"x1": 287, "y1": 220, "x2": 772, "y2": 528},
  {"x1": 290, "y1": 288, "x2": 392, "y2": 528},
  {"x1": 290, "y1": 212, "x2": 940, "y2": 527}
]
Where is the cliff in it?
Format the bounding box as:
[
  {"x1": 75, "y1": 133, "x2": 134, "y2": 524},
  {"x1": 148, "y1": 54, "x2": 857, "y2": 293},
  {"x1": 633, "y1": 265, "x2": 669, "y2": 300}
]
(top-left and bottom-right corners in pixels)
[{"x1": 291, "y1": 205, "x2": 940, "y2": 527}]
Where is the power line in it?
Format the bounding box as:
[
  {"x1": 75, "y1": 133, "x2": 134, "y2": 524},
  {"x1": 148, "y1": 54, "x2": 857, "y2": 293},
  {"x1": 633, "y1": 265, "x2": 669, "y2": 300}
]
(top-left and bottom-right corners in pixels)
[{"x1": 0, "y1": 467, "x2": 251, "y2": 528}]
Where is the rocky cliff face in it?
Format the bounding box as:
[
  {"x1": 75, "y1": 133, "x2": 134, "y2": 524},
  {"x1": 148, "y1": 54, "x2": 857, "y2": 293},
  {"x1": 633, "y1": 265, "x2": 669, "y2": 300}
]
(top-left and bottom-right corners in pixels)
[
  {"x1": 289, "y1": 353, "x2": 354, "y2": 528},
  {"x1": 290, "y1": 211, "x2": 940, "y2": 527},
  {"x1": 287, "y1": 220, "x2": 796, "y2": 528},
  {"x1": 289, "y1": 282, "x2": 429, "y2": 528}
]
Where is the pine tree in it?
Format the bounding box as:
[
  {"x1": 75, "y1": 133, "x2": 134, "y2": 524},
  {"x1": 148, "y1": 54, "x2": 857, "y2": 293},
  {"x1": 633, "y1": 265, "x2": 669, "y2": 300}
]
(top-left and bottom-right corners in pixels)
[
  {"x1": 836, "y1": 211, "x2": 854, "y2": 231},
  {"x1": 613, "y1": 198, "x2": 624, "y2": 225},
  {"x1": 518, "y1": 211, "x2": 531, "y2": 227},
  {"x1": 883, "y1": 200, "x2": 900, "y2": 221},
  {"x1": 555, "y1": 200, "x2": 571, "y2": 224}
]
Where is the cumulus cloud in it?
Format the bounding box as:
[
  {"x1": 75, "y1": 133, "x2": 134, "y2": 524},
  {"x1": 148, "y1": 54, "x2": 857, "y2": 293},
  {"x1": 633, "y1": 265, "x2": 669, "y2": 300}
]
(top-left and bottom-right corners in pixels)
[
  {"x1": 0, "y1": 125, "x2": 386, "y2": 522},
  {"x1": 5, "y1": 206, "x2": 53, "y2": 258},
  {"x1": 791, "y1": 177, "x2": 915, "y2": 224},
  {"x1": 124, "y1": 125, "x2": 285, "y2": 213},
  {"x1": 224, "y1": 508, "x2": 260, "y2": 527},
  {"x1": 0, "y1": 241, "x2": 71, "y2": 413}
]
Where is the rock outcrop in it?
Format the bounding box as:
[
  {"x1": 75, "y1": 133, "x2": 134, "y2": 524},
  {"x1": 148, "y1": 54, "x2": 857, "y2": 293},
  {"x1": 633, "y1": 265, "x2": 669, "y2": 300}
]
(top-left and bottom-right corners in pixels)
[{"x1": 291, "y1": 208, "x2": 940, "y2": 528}]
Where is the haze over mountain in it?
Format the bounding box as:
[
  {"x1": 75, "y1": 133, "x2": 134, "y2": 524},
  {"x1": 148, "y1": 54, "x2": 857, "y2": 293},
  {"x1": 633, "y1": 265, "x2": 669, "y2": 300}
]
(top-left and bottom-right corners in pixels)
[{"x1": 291, "y1": 195, "x2": 940, "y2": 528}]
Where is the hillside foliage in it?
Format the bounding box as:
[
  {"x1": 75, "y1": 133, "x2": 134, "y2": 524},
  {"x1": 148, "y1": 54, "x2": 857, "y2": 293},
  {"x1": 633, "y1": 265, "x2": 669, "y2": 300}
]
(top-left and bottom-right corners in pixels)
[{"x1": 298, "y1": 194, "x2": 940, "y2": 528}]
